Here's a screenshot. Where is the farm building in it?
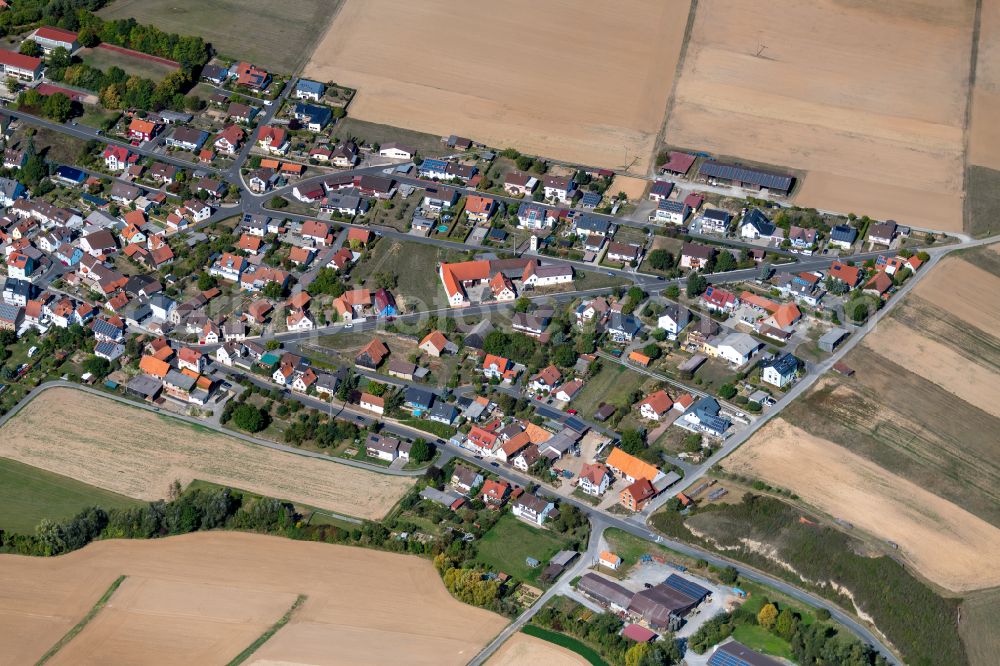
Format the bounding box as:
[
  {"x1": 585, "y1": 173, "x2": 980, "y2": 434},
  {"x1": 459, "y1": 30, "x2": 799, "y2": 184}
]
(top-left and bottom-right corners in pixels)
[{"x1": 698, "y1": 161, "x2": 793, "y2": 195}]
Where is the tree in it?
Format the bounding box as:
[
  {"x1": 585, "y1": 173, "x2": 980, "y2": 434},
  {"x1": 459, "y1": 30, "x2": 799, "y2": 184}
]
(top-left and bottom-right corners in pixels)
[
  {"x1": 19, "y1": 40, "x2": 42, "y2": 57},
  {"x1": 513, "y1": 297, "x2": 531, "y2": 313},
  {"x1": 850, "y1": 301, "x2": 870, "y2": 323},
  {"x1": 775, "y1": 608, "x2": 798, "y2": 640},
  {"x1": 686, "y1": 273, "x2": 707, "y2": 298},
  {"x1": 719, "y1": 565, "x2": 738, "y2": 584},
  {"x1": 758, "y1": 602, "x2": 779, "y2": 630},
  {"x1": 409, "y1": 439, "x2": 433, "y2": 463},
  {"x1": 627, "y1": 286, "x2": 646, "y2": 304},
  {"x1": 619, "y1": 429, "x2": 645, "y2": 455},
  {"x1": 366, "y1": 382, "x2": 387, "y2": 397},
  {"x1": 714, "y1": 251, "x2": 737, "y2": 273},
  {"x1": 196, "y1": 272, "x2": 217, "y2": 291},
  {"x1": 82, "y1": 356, "x2": 111, "y2": 378},
  {"x1": 231, "y1": 403, "x2": 269, "y2": 433},
  {"x1": 625, "y1": 642, "x2": 651, "y2": 666},
  {"x1": 269, "y1": 196, "x2": 288, "y2": 209},
  {"x1": 642, "y1": 343, "x2": 662, "y2": 360},
  {"x1": 552, "y1": 344, "x2": 577, "y2": 367},
  {"x1": 262, "y1": 281, "x2": 286, "y2": 299},
  {"x1": 47, "y1": 46, "x2": 72, "y2": 70},
  {"x1": 647, "y1": 249, "x2": 674, "y2": 271},
  {"x1": 665, "y1": 284, "x2": 680, "y2": 299},
  {"x1": 916, "y1": 251, "x2": 930, "y2": 262},
  {"x1": 718, "y1": 384, "x2": 737, "y2": 400}
]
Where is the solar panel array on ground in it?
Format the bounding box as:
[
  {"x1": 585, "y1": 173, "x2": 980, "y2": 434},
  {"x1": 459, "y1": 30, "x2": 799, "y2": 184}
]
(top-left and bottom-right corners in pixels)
[{"x1": 664, "y1": 573, "x2": 710, "y2": 602}]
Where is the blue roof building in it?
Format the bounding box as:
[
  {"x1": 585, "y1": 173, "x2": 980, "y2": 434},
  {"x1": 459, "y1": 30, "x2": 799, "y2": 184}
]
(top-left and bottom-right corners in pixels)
[
  {"x1": 293, "y1": 103, "x2": 333, "y2": 130},
  {"x1": 295, "y1": 79, "x2": 325, "y2": 99}
]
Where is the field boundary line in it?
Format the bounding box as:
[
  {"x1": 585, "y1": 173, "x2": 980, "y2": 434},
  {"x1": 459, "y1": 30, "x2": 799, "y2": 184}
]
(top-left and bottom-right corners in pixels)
[
  {"x1": 650, "y1": 0, "x2": 700, "y2": 175},
  {"x1": 962, "y1": 0, "x2": 985, "y2": 234},
  {"x1": 225, "y1": 593, "x2": 307, "y2": 665},
  {"x1": 34, "y1": 574, "x2": 127, "y2": 666}
]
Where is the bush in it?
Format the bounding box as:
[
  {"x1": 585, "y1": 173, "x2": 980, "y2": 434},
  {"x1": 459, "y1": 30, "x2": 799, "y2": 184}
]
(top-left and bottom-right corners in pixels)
[
  {"x1": 231, "y1": 403, "x2": 269, "y2": 433},
  {"x1": 718, "y1": 384, "x2": 737, "y2": 400}
]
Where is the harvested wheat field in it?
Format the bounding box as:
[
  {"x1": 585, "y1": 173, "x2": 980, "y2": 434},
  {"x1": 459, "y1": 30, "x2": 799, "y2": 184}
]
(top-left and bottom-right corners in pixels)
[
  {"x1": 0, "y1": 532, "x2": 507, "y2": 665},
  {"x1": 910, "y1": 255, "x2": 1000, "y2": 333},
  {"x1": 861, "y1": 318, "x2": 1000, "y2": 420},
  {"x1": 0, "y1": 388, "x2": 412, "y2": 520},
  {"x1": 666, "y1": 0, "x2": 972, "y2": 231},
  {"x1": 969, "y1": 0, "x2": 1000, "y2": 170},
  {"x1": 724, "y1": 419, "x2": 1000, "y2": 592},
  {"x1": 487, "y1": 633, "x2": 589, "y2": 666},
  {"x1": 306, "y1": 0, "x2": 691, "y2": 172}
]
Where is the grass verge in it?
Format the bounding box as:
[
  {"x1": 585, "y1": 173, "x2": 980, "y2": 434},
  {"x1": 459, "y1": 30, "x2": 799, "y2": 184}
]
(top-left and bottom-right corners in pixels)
[
  {"x1": 225, "y1": 594, "x2": 307, "y2": 666},
  {"x1": 35, "y1": 575, "x2": 127, "y2": 666},
  {"x1": 521, "y1": 625, "x2": 608, "y2": 666}
]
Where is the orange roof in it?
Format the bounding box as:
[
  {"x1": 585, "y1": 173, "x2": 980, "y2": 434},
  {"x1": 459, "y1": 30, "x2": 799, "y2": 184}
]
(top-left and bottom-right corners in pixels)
[
  {"x1": 420, "y1": 330, "x2": 449, "y2": 351},
  {"x1": 579, "y1": 462, "x2": 609, "y2": 485},
  {"x1": 139, "y1": 355, "x2": 170, "y2": 378},
  {"x1": 178, "y1": 347, "x2": 202, "y2": 364},
  {"x1": 301, "y1": 220, "x2": 330, "y2": 239},
  {"x1": 287, "y1": 291, "x2": 311, "y2": 309},
  {"x1": 739, "y1": 291, "x2": 779, "y2": 313},
  {"x1": 483, "y1": 353, "x2": 510, "y2": 372},
  {"x1": 289, "y1": 245, "x2": 313, "y2": 263},
  {"x1": 359, "y1": 338, "x2": 389, "y2": 364},
  {"x1": 829, "y1": 261, "x2": 861, "y2": 285},
  {"x1": 238, "y1": 234, "x2": 262, "y2": 252},
  {"x1": 465, "y1": 194, "x2": 494, "y2": 215},
  {"x1": 129, "y1": 118, "x2": 157, "y2": 135},
  {"x1": 628, "y1": 350, "x2": 651, "y2": 366},
  {"x1": 606, "y1": 447, "x2": 659, "y2": 482},
  {"x1": 622, "y1": 478, "x2": 656, "y2": 504},
  {"x1": 260, "y1": 158, "x2": 280, "y2": 169},
  {"x1": 906, "y1": 255, "x2": 924, "y2": 270},
  {"x1": 639, "y1": 390, "x2": 672, "y2": 415},
  {"x1": 347, "y1": 227, "x2": 372, "y2": 244},
  {"x1": 440, "y1": 260, "x2": 491, "y2": 299},
  {"x1": 674, "y1": 393, "x2": 695, "y2": 411},
  {"x1": 152, "y1": 345, "x2": 174, "y2": 362},
  {"x1": 180, "y1": 367, "x2": 200, "y2": 380},
  {"x1": 770, "y1": 302, "x2": 801, "y2": 329},
  {"x1": 489, "y1": 271, "x2": 513, "y2": 296},
  {"x1": 599, "y1": 551, "x2": 621, "y2": 564},
  {"x1": 280, "y1": 162, "x2": 304, "y2": 174},
  {"x1": 360, "y1": 392, "x2": 384, "y2": 407},
  {"x1": 523, "y1": 422, "x2": 552, "y2": 444},
  {"x1": 343, "y1": 288, "x2": 371, "y2": 307},
  {"x1": 123, "y1": 209, "x2": 146, "y2": 226},
  {"x1": 500, "y1": 431, "x2": 531, "y2": 457}
]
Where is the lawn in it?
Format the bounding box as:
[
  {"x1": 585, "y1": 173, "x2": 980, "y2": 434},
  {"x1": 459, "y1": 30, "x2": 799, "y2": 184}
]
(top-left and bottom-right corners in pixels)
[
  {"x1": 10, "y1": 127, "x2": 88, "y2": 165},
  {"x1": 0, "y1": 457, "x2": 141, "y2": 534},
  {"x1": 521, "y1": 626, "x2": 608, "y2": 666},
  {"x1": 99, "y1": 0, "x2": 338, "y2": 73},
  {"x1": 572, "y1": 362, "x2": 650, "y2": 420},
  {"x1": 351, "y1": 239, "x2": 460, "y2": 310},
  {"x1": 732, "y1": 625, "x2": 794, "y2": 661},
  {"x1": 77, "y1": 105, "x2": 121, "y2": 131},
  {"x1": 603, "y1": 528, "x2": 700, "y2": 576},
  {"x1": 475, "y1": 513, "x2": 570, "y2": 584},
  {"x1": 79, "y1": 46, "x2": 178, "y2": 81},
  {"x1": 334, "y1": 117, "x2": 447, "y2": 158}
]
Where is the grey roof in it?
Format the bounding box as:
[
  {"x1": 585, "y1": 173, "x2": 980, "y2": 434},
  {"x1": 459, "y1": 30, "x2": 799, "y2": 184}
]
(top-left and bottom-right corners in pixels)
[
  {"x1": 577, "y1": 573, "x2": 633, "y2": 608},
  {"x1": 91, "y1": 317, "x2": 123, "y2": 339},
  {"x1": 110, "y1": 181, "x2": 141, "y2": 200},
  {"x1": 701, "y1": 208, "x2": 732, "y2": 222},
  {"x1": 127, "y1": 373, "x2": 162, "y2": 397},
  {"x1": 94, "y1": 340, "x2": 123, "y2": 357},
  {"x1": 628, "y1": 584, "x2": 698, "y2": 627},
  {"x1": 366, "y1": 433, "x2": 400, "y2": 455},
  {"x1": 609, "y1": 312, "x2": 642, "y2": 336},
  {"x1": 718, "y1": 332, "x2": 760, "y2": 356},
  {"x1": 164, "y1": 369, "x2": 196, "y2": 391},
  {"x1": 420, "y1": 486, "x2": 463, "y2": 507},
  {"x1": 452, "y1": 464, "x2": 482, "y2": 489},
  {"x1": 404, "y1": 386, "x2": 435, "y2": 409},
  {"x1": 512, "y1": 311, "x2": 549, "y2": 332},
  {"x1": 3, "y1": 277, "x2": 32, "y2": 298},
  {"x1": 761, "y1": 352, "x2": 799, "y2": 376},
  {"x1": 0, "y1": 302, "x2": 22, "y2": 323},
  {"x1": 699, "y1": 161, "x2": 793, "y2": 192},
  {"x1": 428, "y1": 402, "x2": 458, "y2": 423},
  {"x1": 0, "y1": 176, "x2": 22, "y2": 197},
  {"x1": 819, "y1": 327, "x2": 849, "y2": 345},
  {"x1": 551, "y1": 550, "x2": 578, "y2": 567},
  {"x1": 830, "y1": 224, "x2": 858, "y2": 243},
  {"x1": 513, "y1": 492, "x2": 551, "y2": 514},
  {"x1": 740, "y1": 208, "x2": 776, "y2": 236},
  {"x1": 576, "y1": 214, "x2": 611, "y2": 234},
  {"x1": 708, "y1": 640, "x2": 782, "y2": 666}
]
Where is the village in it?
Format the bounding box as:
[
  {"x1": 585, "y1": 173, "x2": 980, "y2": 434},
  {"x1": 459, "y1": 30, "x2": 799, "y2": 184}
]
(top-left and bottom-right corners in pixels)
[{"x1": 0, "y1": 11, "x2": 968, "y2": 666}]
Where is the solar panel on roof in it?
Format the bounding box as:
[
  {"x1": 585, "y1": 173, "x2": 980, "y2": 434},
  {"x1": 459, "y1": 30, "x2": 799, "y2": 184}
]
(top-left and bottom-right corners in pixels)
[
  {"x1": 664, "y1": 574, "x2": 710, "y2": 602},
  {"x1": 699, "y1": 161, "x2": 792, "y2": 191}
]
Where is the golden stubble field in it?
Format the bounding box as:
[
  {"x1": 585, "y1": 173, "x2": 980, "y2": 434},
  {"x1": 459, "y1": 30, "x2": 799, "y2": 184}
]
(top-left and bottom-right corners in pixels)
[
  {"x1": 0, "y1": 532, "x2": 507, "y2": 665},
  {"x1": 726, "y1": 246, "x2": 1000, "y2": 593},
  {"x1": 0, "y1": 388, "x2": 412, "y2": 520},
  {"x1": 969, "y1": 0, "x2": 1000, "y2": 170},
  {"x1": 486, "y1": 633, "x2": 589, "y2": 666},
  {"x1": 305, "y1": 0, "x2": 691, "y2": 173},
  {"x1": 666, "y1": 0, "x2": 973, "y2": 231}
]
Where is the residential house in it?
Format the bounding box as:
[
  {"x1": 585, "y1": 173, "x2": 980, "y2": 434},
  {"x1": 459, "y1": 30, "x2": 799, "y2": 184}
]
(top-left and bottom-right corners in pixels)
[
  {"x1": 166, "y1": 126, "x2": 208, "y2": 151},
  {"x1": 102, "y1": 145, "x2": 133, "y2": 171},
  {"x1": 575, "y1": 214, "x2": 612, "y2": 238},
  {"x1": 465, "y1": 195, "x2": 496, "y2": 223},
  {"x1": 577, "y1": 463, "x2": 611, "y2": 496},
  {"x1": 788, "y1": 225, "x2": 817, "y2": 250},
  {"x1": 522, "y1": 261, "x2": 573, "y2": 287},
  {"x1": 680, "y1": 397, "x2": 731, "y2": 437},
  {"x1": 680, "y1": 242, "x2": 715, "y2": 270},
  {"x1": 868, "y1": 221, "x2": 897, "y2": 246},
  {"x1": 209, "y1": 252, "x2": 246, "y2": 282},
  {"x1": 378, "y1": 142, "x2": 415, "y2": 160},
  {"x1": 555, "y1": 379, "x2": 584, "y2": 403},
  {"x1": 256, "y1": 125, "x2": 288, "y2": 154},
  {"x1": 648, "y1": 180, "x2": 674, "y2": 202},
  {"x1": 829, "y1": 260, "x2": 862, "y2": 288},
  {"x1": 529, "y1": 365, "x2": 562, "y2": 394},
  {"x1": 715, "y1": 332, "x2": 762, "y2": 366},
  {"x1": 419, "y1": 330, "x2": 457, "y2": 357},
  {"x1": 698, "y1": 208, "x2": 732, "y2": 235},
  {"x1": 543, "y1": 175, "x2": 575, "y2": 203},
  {"x1": 294, "y1": 79, "x2": 325, "y2": 101},
  {"x1": 864, "y1": 271, "x2": 893, "y2": 297},
  {"x1": 481, "y1": 479, "x2": 511, "y2": 509},
  {"x1": 467, "y1": 426, "x2": 499, "y2": 457},
  {"x1": 233, "y1": 61, "x2": 270, "y2": 90},
  {"x1": 359, "y1": 392, "x2": 385, "y2": 415},
  {"x1": 656, "y1": 304, "x2": 690, "y2": 340},
  {"x1": 829, "y1": 224, "x2": 858, "y2": 250},
  {"x1": 606, "y1": 242, "x2": 641, "y2": 264},
  {"x1": 0, "y1": 177, "x2": 25, "y2": 206},
  {"x1": 214, "y1": 125, "x2": 245, "y2": 155},
  {"x1": 620, "y1": 478, "x2": 657, "y2": 512},
  {"x1": 355, "y1": 338, "x2": 389, "y2": 371},
  {"x1": 606, "y1": 447, "x2": 662, "y2": 485},
  {"x1": 451, "y1": 465, "x2": 484, "y2": 494},
  {"x1": 482, "y1": 354, "x2": 516, "y2": 381},
  {"x1": 639, "y1": 390, "x2": 673, "y2": 421},
  {"x1": 516, "y1": 203, "x2": 549, "y2": 229},
  {"x1": 504, "y1": 170, "x2": 538, "y2": 196},
  {"x1": 128, "y1": 117, "x2": 159, "y2": 142},
  {"x1": 511, "y1": 493, "x2": 555, "y2": 526},
  {"x1": 607, "y1": 313, "x2": 642, "y2": 343},
  {"x1": 738, "y1": 209, "x2": 779, "y2": 241},
  {"x1": 293, "y1": 102, "x2": 333, "y2": 131},
  {"x1": 652, "y1": 199, "x2": 688, "y2": 225},
  {"x1": 761, "y1": 352, "x2": 799, "y2": 388},
  {"x1": 365, "y1": 433, "x2": 401, "y2": 462}
]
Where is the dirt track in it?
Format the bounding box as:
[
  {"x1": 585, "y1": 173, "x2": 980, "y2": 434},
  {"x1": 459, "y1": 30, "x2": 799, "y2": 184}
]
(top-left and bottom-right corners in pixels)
[
  {"x1": 725, "y1": 419, "x2": 1000, "y2": 593},
  {"x1": 305, "y1": 0, "x2": 691, "y2": 173},
  {"x1": 0, "y1": 532, "x2": 507, "y2": 665},
  {"x1": 0, "y1": 388, "x2": 412, "y2": 519}
]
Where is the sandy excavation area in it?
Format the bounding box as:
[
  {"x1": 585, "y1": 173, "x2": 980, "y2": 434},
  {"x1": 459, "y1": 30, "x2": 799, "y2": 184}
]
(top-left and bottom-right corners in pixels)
[
  {"x1": 725, "y1": 420, "x2": 1000, "y2": 592},
  {"x1": 305, "y1": 0, "x2": 691, "y2": 173},
  {"x1": 0, "y1": 532, "x2": 508, "y2": 665},
  {"x1": 0, "y1": 388, "x2": 412, "y2": 520},
  {"x1": 486, "y1": 632, "x2": 589, "y2": 666},
  {"x1": 665, "y1": 0, "x2": 973, "y2": 231}
]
